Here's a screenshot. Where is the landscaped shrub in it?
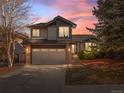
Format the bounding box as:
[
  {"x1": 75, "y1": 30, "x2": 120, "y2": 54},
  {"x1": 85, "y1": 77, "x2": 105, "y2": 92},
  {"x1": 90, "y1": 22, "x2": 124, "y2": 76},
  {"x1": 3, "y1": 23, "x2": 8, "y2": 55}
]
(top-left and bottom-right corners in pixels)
[
  {"x1": 105, "y1": 49, "x2": 124, "y2": 60},
  {"x1": 78, "y1": 51, "x2": 84, "y2": 60},
  {"x1": 114, "y1": 50, "x2": 124, "y2": 60},
  {"x1": 78, "y1": 50, "x2": 105, "y2": 60},
  {"x1": 78, "y1": 50, "x2": 96, "y2": 60},
  {"x1": 95, "y1": 51, "x2": 106, "y2": 58}
]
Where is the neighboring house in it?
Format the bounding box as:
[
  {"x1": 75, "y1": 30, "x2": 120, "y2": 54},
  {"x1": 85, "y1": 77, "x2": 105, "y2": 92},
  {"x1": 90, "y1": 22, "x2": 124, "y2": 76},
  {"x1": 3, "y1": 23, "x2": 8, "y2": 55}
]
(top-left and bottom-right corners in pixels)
[
  {"x1": 0, "y1": 31, "x2": 28, "y2": 63},
  {"x1": 14, "y1": 32, "x2": 28, "y2": 64},
  {"x1": 23, "y1": 16, "x2": 96, "y2": 65}
]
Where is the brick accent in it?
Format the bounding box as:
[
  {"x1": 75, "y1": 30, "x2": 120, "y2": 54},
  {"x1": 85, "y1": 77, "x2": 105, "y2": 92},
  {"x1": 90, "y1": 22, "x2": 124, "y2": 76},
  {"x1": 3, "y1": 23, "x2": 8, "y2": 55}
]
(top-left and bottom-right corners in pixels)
[{"x1": 25, "y1": 46, "x2": 31, "y2": 65}]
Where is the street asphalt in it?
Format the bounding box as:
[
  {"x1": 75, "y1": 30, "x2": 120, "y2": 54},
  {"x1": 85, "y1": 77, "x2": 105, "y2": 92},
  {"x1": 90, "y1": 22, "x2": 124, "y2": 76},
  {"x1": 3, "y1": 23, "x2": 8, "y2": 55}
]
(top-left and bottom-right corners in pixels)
[{"x1": 0, "y1": 65, "x2": 124, "y2": 93}]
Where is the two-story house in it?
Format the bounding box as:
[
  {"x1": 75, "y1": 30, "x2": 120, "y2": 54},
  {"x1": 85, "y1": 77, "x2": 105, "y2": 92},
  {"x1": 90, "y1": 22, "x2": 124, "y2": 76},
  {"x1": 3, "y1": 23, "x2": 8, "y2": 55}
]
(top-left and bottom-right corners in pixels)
[
  {"x1": 23, "y1": 16, "x2": 76, "y2": 65},
  {"x1": 23, "y1": 16, "x2": 95, "y2": 65}
]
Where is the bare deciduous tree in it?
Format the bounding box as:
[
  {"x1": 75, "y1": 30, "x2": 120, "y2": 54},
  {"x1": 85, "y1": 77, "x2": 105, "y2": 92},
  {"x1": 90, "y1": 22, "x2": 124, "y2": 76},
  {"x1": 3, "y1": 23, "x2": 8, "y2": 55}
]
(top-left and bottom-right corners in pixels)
[{"x1": 0, "y1": 0, "x2": 30, "y2": 67}]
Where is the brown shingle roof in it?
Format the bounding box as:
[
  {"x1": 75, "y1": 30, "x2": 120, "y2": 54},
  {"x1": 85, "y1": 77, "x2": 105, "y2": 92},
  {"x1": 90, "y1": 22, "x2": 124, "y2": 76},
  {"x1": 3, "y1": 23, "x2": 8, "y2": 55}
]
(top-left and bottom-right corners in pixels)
[
  {"x1": 28, "y1": 23, "x2": 47, "y2": 28},
  {"x1": 15, "y1": 31, "x2": 28, "y2": 39},
  {"x1": 28, "y1": 16, "x2": 77, "y2": 28},
  {"x1": 72, "y1": 35, "x2": 96, "y2": 42}
]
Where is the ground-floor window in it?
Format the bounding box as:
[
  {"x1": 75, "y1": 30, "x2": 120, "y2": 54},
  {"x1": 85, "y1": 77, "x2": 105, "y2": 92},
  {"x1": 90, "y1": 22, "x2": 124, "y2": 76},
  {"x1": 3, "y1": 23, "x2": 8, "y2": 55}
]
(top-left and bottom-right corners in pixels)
[
  {"x1": 85, "y1": 42, "x2": 96, "y2": 51},
  {"x1": 85, "y1": 42, "x2": 92, "y2": 51},
  {"x1": 72, "y1": 44, "x2": 76, "y2": 54}
]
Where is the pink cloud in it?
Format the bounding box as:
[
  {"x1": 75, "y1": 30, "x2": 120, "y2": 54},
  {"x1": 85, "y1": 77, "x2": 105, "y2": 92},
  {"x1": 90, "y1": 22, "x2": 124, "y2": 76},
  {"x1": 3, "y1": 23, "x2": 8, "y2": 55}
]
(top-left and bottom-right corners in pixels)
[
  {"x1": 32, "y1": 17, "x2": 49, "y2": 23},
  {"x1": 51, "y1": 0, "x2": 97, "y2": 34},
  {"x1": 32, "y1": 0, "x2": 97, "y2": 34}
]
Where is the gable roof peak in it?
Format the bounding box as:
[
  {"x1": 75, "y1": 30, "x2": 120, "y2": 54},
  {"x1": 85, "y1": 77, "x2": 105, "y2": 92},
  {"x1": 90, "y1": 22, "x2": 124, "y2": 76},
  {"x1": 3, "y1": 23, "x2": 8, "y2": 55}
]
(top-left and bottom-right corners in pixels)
[
  {"x1": 50, "y1": 15, "x2": 77, "y2": 28},
  {"x1": 54, "y1": 15, "x2": 64, "y2": 19},
  {"x1": 28, "y1": 15, "x2": 77, "y2": 28}
]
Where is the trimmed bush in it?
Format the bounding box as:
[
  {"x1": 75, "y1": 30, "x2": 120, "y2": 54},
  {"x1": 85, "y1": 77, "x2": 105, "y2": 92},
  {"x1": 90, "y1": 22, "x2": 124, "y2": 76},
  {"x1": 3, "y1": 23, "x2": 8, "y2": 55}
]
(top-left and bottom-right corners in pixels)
[
  {"x1": 78, "y1": 50, "x2": 95, "y2": 60},
  {"x1": 105, "y1": 49, "x2": 124, "y2": 60},
  {"x1": 78, "y1": 50, "x2": 105, "y2": 60},
  {"x1": 78, "y1": 51, "x2": 84, "y2": 60},
  {"x1": 95, "y1": 51, "x2": 106, "y2": 58}
]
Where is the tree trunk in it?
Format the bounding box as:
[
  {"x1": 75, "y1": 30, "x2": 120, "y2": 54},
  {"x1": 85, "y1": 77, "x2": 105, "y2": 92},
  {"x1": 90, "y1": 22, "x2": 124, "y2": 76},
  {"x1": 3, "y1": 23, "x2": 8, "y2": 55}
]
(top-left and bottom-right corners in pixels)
[
  {"x1": 7, "y1": 42, "x2": 15, "y2": 68},
  {"x1": 6, "y1": 30, "x2": 15, "y2": 68}
]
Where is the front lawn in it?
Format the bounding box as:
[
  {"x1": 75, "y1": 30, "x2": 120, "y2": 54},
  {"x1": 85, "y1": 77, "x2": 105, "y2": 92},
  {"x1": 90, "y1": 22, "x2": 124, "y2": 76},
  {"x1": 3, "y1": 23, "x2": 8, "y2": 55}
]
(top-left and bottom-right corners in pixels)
[
  {"x1": 66, "y1": 59, "x2": 124, "y2": 85},
  {"x1": 0, "y1": 67, "x2": 15, "y2": 77}
]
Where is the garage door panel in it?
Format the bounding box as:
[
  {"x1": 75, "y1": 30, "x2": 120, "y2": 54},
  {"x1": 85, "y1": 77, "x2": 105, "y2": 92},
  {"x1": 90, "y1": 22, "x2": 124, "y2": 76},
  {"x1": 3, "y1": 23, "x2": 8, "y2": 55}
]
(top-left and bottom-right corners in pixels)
[{"x1": 32, "y1": 48, "x2": 66, "y2": 65}]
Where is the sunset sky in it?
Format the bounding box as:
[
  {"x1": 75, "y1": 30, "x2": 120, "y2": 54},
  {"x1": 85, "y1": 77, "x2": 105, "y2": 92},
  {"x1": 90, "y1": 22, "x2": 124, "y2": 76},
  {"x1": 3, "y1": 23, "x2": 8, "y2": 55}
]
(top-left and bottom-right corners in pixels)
[{"x1": 30, "y1": 0, "x2": 97, "y2": 35}]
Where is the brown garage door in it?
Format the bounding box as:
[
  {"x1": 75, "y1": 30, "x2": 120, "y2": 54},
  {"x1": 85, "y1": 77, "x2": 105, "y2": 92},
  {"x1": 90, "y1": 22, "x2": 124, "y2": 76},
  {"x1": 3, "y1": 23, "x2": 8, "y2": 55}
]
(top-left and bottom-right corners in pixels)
[{"x1": 32, "y1": 48, "x2": 66, "y2": 65}]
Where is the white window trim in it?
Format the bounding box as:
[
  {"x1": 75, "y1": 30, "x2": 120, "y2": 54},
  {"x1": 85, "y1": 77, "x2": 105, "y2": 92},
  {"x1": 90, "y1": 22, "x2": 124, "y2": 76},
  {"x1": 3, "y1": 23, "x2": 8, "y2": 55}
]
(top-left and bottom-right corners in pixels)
[
  {"x1": 59, "y1": 26, "x2": 69, "y2": 38},
  {"x1": 85, "y1": 42, "x2": 92, "y2": 51},
  {"x1": 32, "y1": 29, "x2": 40, "y2": 37},
  {"x1": 57, "y1": 49, "x2": 65, "y2": 52}
]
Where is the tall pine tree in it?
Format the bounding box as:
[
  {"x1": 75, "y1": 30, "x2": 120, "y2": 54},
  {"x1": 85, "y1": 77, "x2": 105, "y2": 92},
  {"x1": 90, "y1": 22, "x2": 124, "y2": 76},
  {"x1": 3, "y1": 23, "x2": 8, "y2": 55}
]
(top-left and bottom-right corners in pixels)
[{"x1": 90, "y1": 0, "x2": 124, "y2": 59}]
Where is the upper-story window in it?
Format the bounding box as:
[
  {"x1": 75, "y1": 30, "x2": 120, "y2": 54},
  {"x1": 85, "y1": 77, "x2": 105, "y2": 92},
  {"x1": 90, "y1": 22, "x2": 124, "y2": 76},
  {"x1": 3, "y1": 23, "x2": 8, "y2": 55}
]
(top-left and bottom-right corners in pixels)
[
  {"x1": 59, "y1": 26, "x2": 69, "y2": 38},
  {"x1": 32, "y1": 29, "x2": 40, "y2": 37}
]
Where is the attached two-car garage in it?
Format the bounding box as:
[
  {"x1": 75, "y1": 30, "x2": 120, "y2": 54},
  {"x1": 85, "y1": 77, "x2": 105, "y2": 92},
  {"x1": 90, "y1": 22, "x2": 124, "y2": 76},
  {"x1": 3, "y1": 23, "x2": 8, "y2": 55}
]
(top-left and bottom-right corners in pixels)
[{"x1": 31, "y1": 48, "x2": 66, "y2": 65}]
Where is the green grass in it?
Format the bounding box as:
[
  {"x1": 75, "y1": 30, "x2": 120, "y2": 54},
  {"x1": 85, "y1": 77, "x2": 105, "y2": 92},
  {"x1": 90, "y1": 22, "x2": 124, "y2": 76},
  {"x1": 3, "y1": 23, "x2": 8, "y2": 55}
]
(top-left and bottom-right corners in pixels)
[{"x1": 66, "y1": 65, "x2": 124, "y2": 85}]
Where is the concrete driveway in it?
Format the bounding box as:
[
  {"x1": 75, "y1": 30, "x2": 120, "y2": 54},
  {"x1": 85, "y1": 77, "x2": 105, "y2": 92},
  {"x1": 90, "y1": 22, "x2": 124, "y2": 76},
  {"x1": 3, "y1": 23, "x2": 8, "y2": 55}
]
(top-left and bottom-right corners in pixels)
[{"x1": 0, "y1": 65, "x2": 124, "y2": 93}]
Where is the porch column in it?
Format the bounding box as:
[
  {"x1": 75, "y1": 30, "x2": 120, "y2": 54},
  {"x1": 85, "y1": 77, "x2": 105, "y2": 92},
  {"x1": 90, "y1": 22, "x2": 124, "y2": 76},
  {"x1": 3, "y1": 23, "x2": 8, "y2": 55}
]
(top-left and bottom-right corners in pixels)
[
  {"x1": 77, "y1": 42, "x2": 80, "y2": 53},
  {"x1": 82, "y1": 42, "x2": 85, "y2": 51},
  {"x1": 66, "y1": 43, "x2": 72, "y2": 64},
  {"x1": 25, "y1": 46, "x2": 31, "y2": 65}
]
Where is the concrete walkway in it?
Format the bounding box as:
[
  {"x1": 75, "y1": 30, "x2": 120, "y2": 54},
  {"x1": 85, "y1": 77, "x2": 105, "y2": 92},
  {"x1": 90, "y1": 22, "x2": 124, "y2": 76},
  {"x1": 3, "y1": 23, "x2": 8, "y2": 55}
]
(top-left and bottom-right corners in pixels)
[{"x1": 0, "y1": 65, "x2": 124, "y2": 93}]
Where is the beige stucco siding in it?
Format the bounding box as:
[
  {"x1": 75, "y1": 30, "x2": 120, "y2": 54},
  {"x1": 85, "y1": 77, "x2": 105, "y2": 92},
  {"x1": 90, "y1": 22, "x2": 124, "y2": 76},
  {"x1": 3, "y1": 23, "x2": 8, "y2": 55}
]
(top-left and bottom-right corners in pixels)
[
  {"x1": 48, "y1": 26, "x2": 57, "y2": 40},
  {"x1": 40, "y1": 29, "x2": 47, "y2": 39}
]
